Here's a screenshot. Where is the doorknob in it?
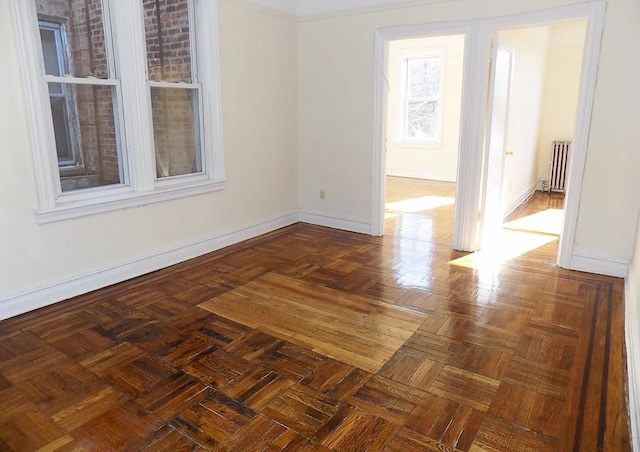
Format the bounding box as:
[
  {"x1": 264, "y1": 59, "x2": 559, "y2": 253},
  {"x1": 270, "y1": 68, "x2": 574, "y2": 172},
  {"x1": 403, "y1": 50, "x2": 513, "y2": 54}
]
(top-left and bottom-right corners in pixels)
[{"x1": 505, "y1": 151, "x2": 514, "y2": 156}]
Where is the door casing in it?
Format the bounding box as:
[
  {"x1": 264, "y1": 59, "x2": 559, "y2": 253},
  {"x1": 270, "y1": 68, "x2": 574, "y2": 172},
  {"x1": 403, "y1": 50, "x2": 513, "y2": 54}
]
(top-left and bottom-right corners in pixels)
[{"x1": 372, "y1": 2, "x2": 605, "y2": 269}]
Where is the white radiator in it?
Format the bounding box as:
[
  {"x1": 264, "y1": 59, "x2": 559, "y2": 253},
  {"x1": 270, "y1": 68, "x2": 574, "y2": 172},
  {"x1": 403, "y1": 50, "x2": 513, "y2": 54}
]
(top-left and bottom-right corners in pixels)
[{"x1": 549, "y1": 140, "x2": 570, "y2": 193}]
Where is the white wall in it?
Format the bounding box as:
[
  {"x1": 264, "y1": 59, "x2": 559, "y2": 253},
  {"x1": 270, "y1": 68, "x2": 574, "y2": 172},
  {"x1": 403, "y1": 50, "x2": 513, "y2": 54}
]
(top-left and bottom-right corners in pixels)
[
  {"x1": 573, "y1": 0, "x2": 640, "y2": 260},
  {"x1": 626, "y1": 215, "x2": 640, "y2": 451},
  {"x1": 297, "y1": 0, "x2": 640, "y2": 266},
  {"x1": 497, "y1": 26, "x2": 550, "y2": 211},
  {"x1": 0, "y1": 0, "x2": 298, "y2": 314},
  {"x1": 2, "y1": 0, "x2": 640, "y2": 321},
  {"x1": 537, "y1": 21, "x2": 586, "y2": 183},
  {"x1": 386, "y1": 35, "x2": 464, "y2": 182}
]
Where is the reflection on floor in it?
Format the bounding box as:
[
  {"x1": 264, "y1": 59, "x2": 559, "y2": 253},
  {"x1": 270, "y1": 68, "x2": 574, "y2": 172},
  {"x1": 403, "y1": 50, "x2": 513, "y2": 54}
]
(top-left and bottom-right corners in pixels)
[
  {"x1": 385, "y1": 176, "x2": 567, "y2": 264},
  {"x1": 0, "y1": 177, "x2": 630, "y2": 451},
  {"x1": 385, "y1": 177, "x2": 456, "y2": 244},
  {"x1": 458, "y1": 190, "x2": 566, "y2": 273}
]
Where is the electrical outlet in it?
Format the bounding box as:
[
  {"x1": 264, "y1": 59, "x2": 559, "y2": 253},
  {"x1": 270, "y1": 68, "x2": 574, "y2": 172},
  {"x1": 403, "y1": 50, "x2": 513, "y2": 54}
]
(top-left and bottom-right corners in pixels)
[{"x1": 320, "y1": 189, "x2": 325, "y2": 200}]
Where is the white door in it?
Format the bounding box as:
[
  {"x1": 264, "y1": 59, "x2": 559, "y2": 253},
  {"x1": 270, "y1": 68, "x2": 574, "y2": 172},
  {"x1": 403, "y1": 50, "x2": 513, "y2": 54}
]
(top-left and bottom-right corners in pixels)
[{"x1": 479, "y1": 47, "x2": 513, "y2": 247}]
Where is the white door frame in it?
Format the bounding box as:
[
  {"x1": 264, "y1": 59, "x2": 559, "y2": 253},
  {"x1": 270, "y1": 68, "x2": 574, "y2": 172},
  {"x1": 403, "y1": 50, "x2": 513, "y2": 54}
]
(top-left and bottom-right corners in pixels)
[
  {"x1": 372, "y1": 2, "x2": 606, "y2": 268},
  {"x1": 372, "y1": 20, "x2": 481, "y2": 251}
]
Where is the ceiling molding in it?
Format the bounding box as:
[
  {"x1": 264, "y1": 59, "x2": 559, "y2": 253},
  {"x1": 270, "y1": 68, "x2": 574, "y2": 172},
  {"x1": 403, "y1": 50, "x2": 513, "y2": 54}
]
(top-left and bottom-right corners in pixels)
[
  {"x1": 295, "y1": 0, "x2": 443, "y2": 17},
  {"x1": 242, "y1": 0, "x2": 451, "y2": 18},
  {"x1": 241, "y1": 0, "x2": 298, "y2": 16}
]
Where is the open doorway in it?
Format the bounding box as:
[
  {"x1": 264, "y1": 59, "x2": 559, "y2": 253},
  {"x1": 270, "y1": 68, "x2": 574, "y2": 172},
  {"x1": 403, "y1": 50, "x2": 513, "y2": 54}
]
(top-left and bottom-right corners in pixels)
[
  {"x1": 384, "y1": 34, "x2": 465, "y2": 245},
  {"x1": 479, "y1": 20, "x2": 587, "y2": 262},
  {"x1": 373, "y1": 3, "x2": 604, "y2": 267}
]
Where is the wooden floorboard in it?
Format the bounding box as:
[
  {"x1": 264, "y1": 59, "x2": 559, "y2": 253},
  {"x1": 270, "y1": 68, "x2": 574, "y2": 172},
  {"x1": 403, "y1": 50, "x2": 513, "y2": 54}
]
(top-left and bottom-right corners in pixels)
[{"x1": 0, "y1": 177, "x2": 631, "y2": 451}]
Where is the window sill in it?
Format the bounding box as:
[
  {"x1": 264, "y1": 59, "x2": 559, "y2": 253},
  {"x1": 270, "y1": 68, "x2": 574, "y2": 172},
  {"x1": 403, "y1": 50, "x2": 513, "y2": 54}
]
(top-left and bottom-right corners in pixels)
[{"x1": 37, "y1": 178, "x2": 226, "y2": 224}]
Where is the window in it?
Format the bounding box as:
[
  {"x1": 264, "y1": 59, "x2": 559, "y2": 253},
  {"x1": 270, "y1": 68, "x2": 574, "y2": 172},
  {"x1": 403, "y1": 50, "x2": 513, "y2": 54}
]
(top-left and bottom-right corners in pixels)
[
  {"x1": 37, "y1": 4, "x2": 125, "y2": 193},
  {"x1": 12, "y1": 0, "x2": 224, "y2": 222},
  {"x1": 401, "y1": 56, "x2": 443, "y2": 143},
  {"x1": 142, "y1": 0, "x2": 202, "y2": 179}
]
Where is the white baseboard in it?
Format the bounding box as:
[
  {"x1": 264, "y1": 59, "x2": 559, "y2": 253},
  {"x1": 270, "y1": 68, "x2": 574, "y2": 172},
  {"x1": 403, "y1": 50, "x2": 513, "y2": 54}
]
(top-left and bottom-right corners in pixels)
[
  {"x1": 569, "y1": 252, "x2": 629, "y2": 278},
  {"x1": 0, "y1": 212, "x2": 298, "y2": 321},
  {"x1": 503, "y1": 183, "x2": 538, "y2": 219},
  {"x1": 386, "y1": 169, "x2": 456, "y2": 183},
  {"x1": 626, "y1": 288, "x2": 640, "y2": 452},
  {"x1": 298, "y1": 210, "x2": 372, "y2": 235}
]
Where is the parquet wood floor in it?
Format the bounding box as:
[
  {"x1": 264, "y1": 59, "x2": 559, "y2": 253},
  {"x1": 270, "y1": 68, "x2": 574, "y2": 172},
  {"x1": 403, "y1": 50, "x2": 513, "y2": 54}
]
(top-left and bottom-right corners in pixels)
[
  {"x1": 0, "y1": 177, "x2": 631, "y2": 451},
  {"x1": 199, "y1": 272, "x2": 427, "y2": 373}
]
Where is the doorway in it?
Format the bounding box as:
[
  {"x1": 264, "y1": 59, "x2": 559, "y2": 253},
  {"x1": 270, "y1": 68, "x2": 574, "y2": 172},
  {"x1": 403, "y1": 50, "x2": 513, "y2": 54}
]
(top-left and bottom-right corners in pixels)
[
  {"x1": 384, "y1": 34, "x2": 465, "y2": 245},
  {"x1": 372, "y1": 3, "x2": 605, "y2": 269},
  {"x1": 480, "y1": 20, "x2": 587, "y2": 262}
]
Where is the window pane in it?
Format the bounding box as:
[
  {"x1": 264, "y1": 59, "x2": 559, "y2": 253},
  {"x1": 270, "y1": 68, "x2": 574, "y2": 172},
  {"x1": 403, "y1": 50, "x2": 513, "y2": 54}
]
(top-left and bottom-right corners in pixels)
[
  {"x1": 406, "y1": 100, "x2": 438, "y2": 139},
  {"x1": 49, "y1": 81, "x2": 63, "y2": 95},
  {"x1": 143, "y1": 0, "x2": 193, "y2": 83},
  {"x1": 36, "y1": 0, "x2": 110, "y2": 78},
  {"x1": 50, "y1": 96, "x2": 73, "y2": 161},
  {"x1": 408, "y1": 58, "x2": 441, "y2": 98},
  {"x1": 48, "y1": 83, "x2": 124, "y2": 192},
  {"x1": 151, "y1": 87, "x2": 201, "y2": 178},
  {"x1": 40, "y1": 28, "x2": 61, "y2": 76}
]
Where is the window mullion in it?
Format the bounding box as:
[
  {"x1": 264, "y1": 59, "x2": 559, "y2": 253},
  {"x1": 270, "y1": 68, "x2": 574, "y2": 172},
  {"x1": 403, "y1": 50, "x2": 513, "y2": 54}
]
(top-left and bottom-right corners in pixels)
[{"x1": 109, "y1": 0, "x2": 155, "y2": 192}]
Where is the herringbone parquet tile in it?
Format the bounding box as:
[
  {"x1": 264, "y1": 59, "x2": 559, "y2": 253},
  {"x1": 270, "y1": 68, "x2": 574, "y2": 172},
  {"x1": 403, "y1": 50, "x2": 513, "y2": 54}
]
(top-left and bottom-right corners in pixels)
[{"x1": 0, "y1": 178, "x2": 631, "y2": 450}]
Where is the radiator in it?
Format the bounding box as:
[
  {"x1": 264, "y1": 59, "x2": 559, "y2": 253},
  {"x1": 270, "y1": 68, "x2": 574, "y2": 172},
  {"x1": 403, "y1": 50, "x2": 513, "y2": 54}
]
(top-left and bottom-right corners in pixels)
[{"x1": 548, "y1": 140, "x2": 570, "y2": 193}]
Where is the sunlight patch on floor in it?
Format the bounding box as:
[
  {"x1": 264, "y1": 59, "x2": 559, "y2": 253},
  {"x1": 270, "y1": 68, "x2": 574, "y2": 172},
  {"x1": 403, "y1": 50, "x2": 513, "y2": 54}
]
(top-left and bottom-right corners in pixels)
[
  {"x1": 449, "y1": 229, "x2": 558, "y2": 272},
  {"x1": 503, "y1": 208, "x2": 563, "y2": 236},
  {"x1": 386, "y1": 195, "x2": 455, "y2": 213}
]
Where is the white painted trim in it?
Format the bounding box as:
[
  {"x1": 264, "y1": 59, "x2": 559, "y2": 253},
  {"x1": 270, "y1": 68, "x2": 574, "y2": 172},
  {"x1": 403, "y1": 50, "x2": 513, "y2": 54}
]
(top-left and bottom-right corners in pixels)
[
  {"x1": 479, "y1": 3, "x2": 605, "y2": 265},
  {"x1": 299, "y1": 211, "x2": 372, "y2": 235},
  {"x1": 11, "y1": 0, "x2": 227, "y2": 223},
  {"x1": 502, "y1": 183, "x2": 537, "y2": 219},
  {"x1": 569, "y1": 252, "x2": 629, "y2": 278},
  {"x1": 372, "y1": 21, "x2": 475, "y2": 245},
  {"x1": 11, "y1": 0, "x2": 60, "y2": 209},
  {"x1": 195, "y1": 0, "x2": 227, "y2": 183},
  {"x1": 386, "y1": 170, "x2": 456, "y2": 182},
  {"x1": 555, "y1": 3, "x2": 606, "y2": 269},
  {"x1": 37, "y1": 179, "x2": 226, "y2": 224},
  {"x1": 455, "y1": 23, "x2": 491, "y2": 252},
  {"x1": 371, "y1": 29, "x2": 388, "y2": 237},
  {"x1": 42, "y1": 75, "x2": 119, "y2": 86},
  {"x1": 240, "y1": 0, "x2": 453, "y2": 19},
  {"x1": 112, "y1": 0, "x2": 155, "y2": 192},
  {"x1": 296, "y1": 0, "x2": 448, "y2": 20},
  {"x1": 625, "y1": 281, "x2": 640, "y2": 452},
  {"x1": 234, "y1": 0, "x2": 297, "y2": 16},
  {"x1": 372, "y1": 3, "x2": 606, "y2": 257},
  {"x1": 0, "y1": 212, "x2": 299, "y2": 321}
]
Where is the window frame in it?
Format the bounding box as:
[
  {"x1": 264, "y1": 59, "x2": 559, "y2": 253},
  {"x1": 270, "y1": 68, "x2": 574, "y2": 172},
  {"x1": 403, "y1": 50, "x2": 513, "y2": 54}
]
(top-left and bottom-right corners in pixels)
[
  {"x1": 11, "y1": 0, "x2": 225, "y2": 223},
  {"x1": 398, "y1": 50, "x2": 445, "y2": 146}
]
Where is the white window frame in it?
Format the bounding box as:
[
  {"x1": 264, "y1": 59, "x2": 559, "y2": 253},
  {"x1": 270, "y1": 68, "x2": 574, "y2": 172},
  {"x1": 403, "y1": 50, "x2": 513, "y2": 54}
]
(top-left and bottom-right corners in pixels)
[
  {"x1": 398, "y1": 50, "x2": 444, "y2": 146},
  {"x1": 11, "y1": 0, "x2": 226, "y2": 223}
]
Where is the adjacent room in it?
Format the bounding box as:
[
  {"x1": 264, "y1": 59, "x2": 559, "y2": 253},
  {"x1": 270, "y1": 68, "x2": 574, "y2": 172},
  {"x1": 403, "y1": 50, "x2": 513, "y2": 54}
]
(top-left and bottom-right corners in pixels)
[{"x1": 1, "y1": 0, "x2": 639, "y2": 450}]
